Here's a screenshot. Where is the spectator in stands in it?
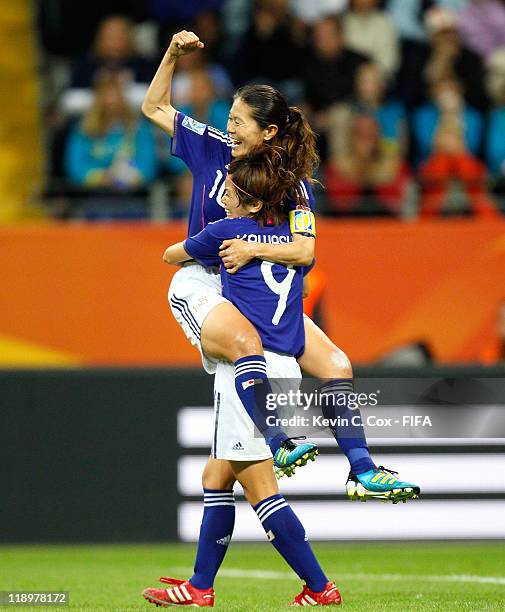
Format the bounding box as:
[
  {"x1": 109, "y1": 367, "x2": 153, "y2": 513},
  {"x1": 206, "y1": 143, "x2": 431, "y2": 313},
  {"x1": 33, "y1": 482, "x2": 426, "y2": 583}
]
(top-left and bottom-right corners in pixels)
[
  {"x1": 386, "y1": 1, "x2": 472, "y2": 45},
  {"x1": 325, "y1": 62, "x2": 407, "y2": 159},
  {"x1": 234, "y1": 0, "x2": 303, "y2": 99},
  {"x1": 457, "y1": 0, "x2": 505, "y2": 62},
  {"x1": 302, "y1": 15, "x2": 369, "y2": 112},
  {"x1": 412, "y1": 76, "x2": 482, "y2": 163},
  {"x1": 321, "y1": 61, "x2": 409, "y2": 214},
  {"x1": 193, "y1": 10, "x2": 227, "y2": 65},
  {"x1": 423, "y1": 7, "x2": 488, "y2": 110},
  {"x1": 37, "y1": 0, "x2": 149, "y2": 57},
  {"x1": 415, "y1": 77, "x2": 497, "y2": 217},
  {"x1": 386, "y1": 0, "x2": 431, "y2": 110},
  {"x1": 486, "y1": 48, "x2": 505, "y2": 105},
  {"x1": 290, "y1": 0, "x2": 348, "y2": 24},
  {"x1": 301, "y1": 15, "x2": 369, "y2": 158},
  {"x1": 485, "y1": 81, "x2": 505, "y2": 206},
  {"x1": 324, "y1": 112, "x2": 411, "y2": 216},
  {"x1": 355, "y1": 63, "x2": 407, "y2": 150},
  {"x1": 64, "y1": 72, "x2": 157, "y2": 218},
  {"x1": 70, "y1": 15, "x2": 154, "y2": 88},
  {"x1": 394, "y1": 6, "x2": 487, "y2": 110},
  {"x1": 343, "y1": 0, "x2": 400, "y2": 79},
  {"x1": 61, "y1": 15, "x2": 155, "y2": 115}
]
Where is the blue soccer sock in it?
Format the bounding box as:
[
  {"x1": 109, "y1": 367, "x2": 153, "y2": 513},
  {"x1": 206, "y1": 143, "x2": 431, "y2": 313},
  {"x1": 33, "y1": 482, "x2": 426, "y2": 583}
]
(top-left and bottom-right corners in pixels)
[
  {"x1": 234, "y1": 355, "x2": 288, "y2": 454},
  {"x1": 253, "y1": 494, "x2": 328, "y2": 593},
  {"x1": 320, "y1": 379, "x2": 376, "y2": 475},
  {"x1": 189, "y1": 489, "x2": 235, "y2": 590}
]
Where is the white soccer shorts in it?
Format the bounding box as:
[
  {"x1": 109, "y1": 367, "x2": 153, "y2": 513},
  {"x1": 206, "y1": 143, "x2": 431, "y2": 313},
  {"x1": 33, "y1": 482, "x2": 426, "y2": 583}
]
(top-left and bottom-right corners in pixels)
[
  {"x1": 212, "y1": 351, "x2": 302, "y2": 461},
  {"x1": 168, "y1": 264, "x2": 229, "y2": 374}
]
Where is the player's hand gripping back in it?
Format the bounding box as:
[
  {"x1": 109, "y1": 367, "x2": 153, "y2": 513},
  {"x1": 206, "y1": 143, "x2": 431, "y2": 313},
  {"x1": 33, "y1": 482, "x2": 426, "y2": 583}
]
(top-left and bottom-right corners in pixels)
[
  {"x1": 141, "y1": 30, "x2": 204, "y2": 136},
  {"x1": 219, "y1": 234, "x2": 314, "y2": 274}
]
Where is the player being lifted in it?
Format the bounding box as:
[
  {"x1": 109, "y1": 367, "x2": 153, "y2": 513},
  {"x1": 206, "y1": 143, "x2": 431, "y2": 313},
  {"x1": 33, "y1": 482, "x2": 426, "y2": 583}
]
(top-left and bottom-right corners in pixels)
[
  {"x1": 142, "y1": 29, "x2": 420, "y2": 501},
  {"x1": 144, "y1": 146, "x2": 342, "y2": 607}
]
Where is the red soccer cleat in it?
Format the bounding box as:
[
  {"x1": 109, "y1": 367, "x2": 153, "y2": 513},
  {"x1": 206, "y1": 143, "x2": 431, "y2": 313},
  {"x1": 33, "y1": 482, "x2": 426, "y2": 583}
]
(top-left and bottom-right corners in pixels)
[
  {"x1": 143, "y1": 577, "x2": 214, "y2": 607},
  {"x1": 290, "y1": 581, "x2": 342, "y2": 606}
]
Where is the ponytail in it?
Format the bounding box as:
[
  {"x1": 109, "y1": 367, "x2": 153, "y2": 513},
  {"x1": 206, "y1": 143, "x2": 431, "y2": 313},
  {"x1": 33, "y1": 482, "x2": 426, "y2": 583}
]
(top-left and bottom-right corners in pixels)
[{"x1": 275, "y1": 106, "x2": 319, "y2": 183}]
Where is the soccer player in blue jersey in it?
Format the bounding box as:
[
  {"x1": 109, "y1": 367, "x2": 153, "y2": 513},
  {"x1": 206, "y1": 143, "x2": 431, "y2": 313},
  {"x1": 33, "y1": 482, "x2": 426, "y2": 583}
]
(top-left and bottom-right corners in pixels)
[
  {"x1": 142, "y1": 30, "x2": 419, "y2": 501},
  {"x1": 143, "y1": 147, "x2": 342, "y2": 608}
]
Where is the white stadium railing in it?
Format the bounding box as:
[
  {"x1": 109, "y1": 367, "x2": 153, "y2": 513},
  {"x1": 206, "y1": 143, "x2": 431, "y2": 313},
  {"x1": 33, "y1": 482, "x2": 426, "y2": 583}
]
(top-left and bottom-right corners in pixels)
[{"x1": 177, "y1": 406, "x2": 505, "y2": 541}]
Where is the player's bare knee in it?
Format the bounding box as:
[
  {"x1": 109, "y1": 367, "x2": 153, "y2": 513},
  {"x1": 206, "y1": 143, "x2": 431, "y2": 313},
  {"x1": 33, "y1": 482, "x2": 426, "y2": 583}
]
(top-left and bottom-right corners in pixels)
[
  {"x1": 202, "y1": 460, "x2": 235, "y2": 490},
  {"x1": 328, "y1": 348, "x2": 353, "y2": 379},
  {"x1": 231, "y1": 329, "x2": 263, "y2": 360},
  {"x1": 202, "y1": 471, "x2": 234, "y2": 490}
]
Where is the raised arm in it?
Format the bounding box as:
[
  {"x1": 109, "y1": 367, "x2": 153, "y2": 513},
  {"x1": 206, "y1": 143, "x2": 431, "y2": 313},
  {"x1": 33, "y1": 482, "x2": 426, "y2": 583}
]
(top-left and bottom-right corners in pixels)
[
  {"x1": 220, "y1": 234, "x2": 315, "y2": 274},
  {"x1": 142, "y1": 30, "x2": 204, "y2": 136}
]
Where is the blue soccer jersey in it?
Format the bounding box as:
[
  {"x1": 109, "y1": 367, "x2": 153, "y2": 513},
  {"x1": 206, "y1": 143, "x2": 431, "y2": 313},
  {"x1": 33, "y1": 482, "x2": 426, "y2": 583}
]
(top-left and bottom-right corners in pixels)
[
  {"x1": 171, "y1": 112, "x2": 315, "y2": 237},
  {"x1": 184, "y1": 217, "x2": 305, "y2": 357}
]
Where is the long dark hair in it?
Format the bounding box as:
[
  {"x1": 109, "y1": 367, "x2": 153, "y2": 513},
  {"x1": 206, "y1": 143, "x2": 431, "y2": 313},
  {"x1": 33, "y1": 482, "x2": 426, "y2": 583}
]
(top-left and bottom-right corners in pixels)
[
  {"x1": 228, "y1": 145, "x2": 303, "y2": 226},
  {"x1": 233, "y1": 84, "x2": 319, "y2": 183}
]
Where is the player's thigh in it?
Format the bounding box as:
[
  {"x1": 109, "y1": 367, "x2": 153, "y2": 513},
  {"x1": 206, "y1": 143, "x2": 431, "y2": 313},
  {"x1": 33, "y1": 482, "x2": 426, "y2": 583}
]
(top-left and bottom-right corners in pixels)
[
  {"x1": 201, "y1": 301, "x2": 263, "y2": 362},
  {"x1": 298, "y1": 314, "x2": 353, "y2": 379},
  {"x1": 202, "y1": 457, "x2": 236, "y2": 490},
  {"x1": 229, "y1": 459, "x2": 278, "y2": 506}
]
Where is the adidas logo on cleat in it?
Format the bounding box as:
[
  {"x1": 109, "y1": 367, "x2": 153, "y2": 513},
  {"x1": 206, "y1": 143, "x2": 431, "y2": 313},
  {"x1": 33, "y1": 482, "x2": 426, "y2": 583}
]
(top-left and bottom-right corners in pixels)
[
  {"x1": 232, "y1": 441, "x2": 244, "y2": 450},
  {"x1": 216, "y1": 534, "x2": 231, "y2": 546}
]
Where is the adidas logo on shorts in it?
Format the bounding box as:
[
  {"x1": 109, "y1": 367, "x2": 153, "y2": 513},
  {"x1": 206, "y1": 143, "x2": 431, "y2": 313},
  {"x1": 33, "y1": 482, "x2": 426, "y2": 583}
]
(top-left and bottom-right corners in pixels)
[
  {"x1": 216, "y1": 534, "x2": 231, "y2": 546},
  {"x1": 232, "y1": 441, "x2": 244, "y2": 450}
]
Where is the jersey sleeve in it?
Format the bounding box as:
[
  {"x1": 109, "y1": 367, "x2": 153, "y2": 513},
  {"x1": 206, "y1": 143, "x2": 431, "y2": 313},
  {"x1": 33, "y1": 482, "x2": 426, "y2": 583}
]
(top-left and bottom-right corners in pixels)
[
  {"x1": 301, "y1": 179, "x2": 316, "y2": 211},
  {"x1": 171, "y1": 112, "x2": 232, "y2": 173},
  {"x1": 285, "y1": 179, "x2": 316, "y2": 212},
  {"x1": 183, "y1": 222, "x2": 224, "y2": 267}
]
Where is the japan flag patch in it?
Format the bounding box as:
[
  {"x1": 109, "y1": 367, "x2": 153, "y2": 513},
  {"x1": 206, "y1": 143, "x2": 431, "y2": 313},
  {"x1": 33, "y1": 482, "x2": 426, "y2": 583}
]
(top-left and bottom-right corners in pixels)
[{"x1": 242, "y1": 379, "x2": 256, "y2": 390}]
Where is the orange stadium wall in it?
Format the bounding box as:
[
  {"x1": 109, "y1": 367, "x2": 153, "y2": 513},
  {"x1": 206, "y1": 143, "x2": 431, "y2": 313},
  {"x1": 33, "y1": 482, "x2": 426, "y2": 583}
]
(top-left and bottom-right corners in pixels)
[{"x1": 1, "y1": 219, "x2": 504, "y2": 367}]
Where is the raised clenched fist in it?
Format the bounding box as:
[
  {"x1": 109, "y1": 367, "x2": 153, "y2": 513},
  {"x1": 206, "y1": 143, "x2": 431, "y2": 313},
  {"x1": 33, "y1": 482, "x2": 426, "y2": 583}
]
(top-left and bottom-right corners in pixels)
[{"x1": 168, "y1": 30, "x2": 204, "y2": 58}]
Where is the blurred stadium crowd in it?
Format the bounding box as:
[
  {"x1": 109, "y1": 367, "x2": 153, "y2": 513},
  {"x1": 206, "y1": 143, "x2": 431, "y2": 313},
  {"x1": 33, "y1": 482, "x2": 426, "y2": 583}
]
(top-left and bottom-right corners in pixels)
[{"x1": 37, "y1": 0, "x2": 505, "y2": 221}]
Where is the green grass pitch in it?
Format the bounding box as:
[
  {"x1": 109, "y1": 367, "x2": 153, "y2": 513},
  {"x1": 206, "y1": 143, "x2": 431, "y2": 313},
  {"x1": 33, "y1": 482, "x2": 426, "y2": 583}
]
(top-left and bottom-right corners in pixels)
[{"x1": 1, "y1": 542, "x2": 504, "y2": 611}]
